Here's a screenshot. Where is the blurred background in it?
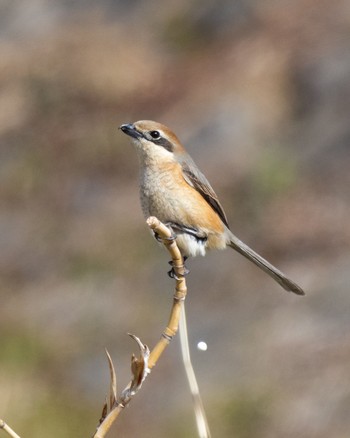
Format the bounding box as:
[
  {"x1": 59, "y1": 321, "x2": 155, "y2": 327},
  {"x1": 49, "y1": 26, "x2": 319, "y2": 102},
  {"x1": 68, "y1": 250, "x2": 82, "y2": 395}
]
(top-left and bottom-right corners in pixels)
[{"x1": 1, "y1": 1, "x2": 349, "y2": 437}]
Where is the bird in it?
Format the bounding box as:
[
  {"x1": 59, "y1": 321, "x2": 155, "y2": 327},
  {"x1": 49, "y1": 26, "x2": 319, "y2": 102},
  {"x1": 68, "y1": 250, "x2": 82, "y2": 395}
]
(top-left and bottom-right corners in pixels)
[{"x1": 119, "y1": 120, "x2": 304, "y2": 296}]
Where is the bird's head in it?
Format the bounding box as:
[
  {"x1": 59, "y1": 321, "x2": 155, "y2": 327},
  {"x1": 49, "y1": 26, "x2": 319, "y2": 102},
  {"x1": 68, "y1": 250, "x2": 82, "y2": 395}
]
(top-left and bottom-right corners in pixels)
[{"x1": 119, "y1": 120, "x2": 186, "y2": 163}]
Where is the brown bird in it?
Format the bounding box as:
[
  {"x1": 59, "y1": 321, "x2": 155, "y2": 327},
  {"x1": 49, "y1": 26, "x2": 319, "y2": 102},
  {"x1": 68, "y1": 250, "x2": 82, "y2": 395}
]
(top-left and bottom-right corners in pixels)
[{"x1": 120, "y1": 120, "x2": 304, "y2": 296}]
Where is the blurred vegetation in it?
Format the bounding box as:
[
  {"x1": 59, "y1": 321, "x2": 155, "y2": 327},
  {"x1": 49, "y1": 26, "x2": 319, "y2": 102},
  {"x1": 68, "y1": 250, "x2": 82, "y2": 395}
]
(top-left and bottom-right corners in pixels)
[
  {"x1": 1, "y1": 0, "x2": 350, "y2": 437},
  {"x1": 217, "y1": 390, "x2": 272, "y2": 438},
  {"x1": 19, "y1": 395, "x2": 96, "y2": 438},
  {"x1": 0, "y1": 330, "x2": 48, "y2": 370}
]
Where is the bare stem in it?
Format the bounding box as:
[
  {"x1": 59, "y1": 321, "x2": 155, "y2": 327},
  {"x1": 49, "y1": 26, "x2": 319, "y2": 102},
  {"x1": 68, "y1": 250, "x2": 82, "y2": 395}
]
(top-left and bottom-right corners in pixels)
[
  {"x1": 0, "y1": 420, "x2": 21, "y2": 438},
  {"x1": 179, "y1": 305, "x2": 211, "y2": 438},
  {"x1": 93, "y1": 217, "x2": 188, "y2": 438}
]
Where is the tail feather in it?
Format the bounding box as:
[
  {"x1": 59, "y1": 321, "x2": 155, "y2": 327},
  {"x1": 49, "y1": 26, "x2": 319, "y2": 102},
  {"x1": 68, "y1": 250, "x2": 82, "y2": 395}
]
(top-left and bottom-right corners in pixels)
[{"x1": 228, "y1": 234, "x2": 305, "y2": 296}]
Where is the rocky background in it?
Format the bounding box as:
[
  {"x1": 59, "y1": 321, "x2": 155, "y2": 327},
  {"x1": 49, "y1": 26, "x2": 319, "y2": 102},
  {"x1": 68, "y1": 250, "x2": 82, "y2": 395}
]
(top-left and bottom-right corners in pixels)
[{"x1": 1, "y1": 1, "x2": 349, "y2": 437}]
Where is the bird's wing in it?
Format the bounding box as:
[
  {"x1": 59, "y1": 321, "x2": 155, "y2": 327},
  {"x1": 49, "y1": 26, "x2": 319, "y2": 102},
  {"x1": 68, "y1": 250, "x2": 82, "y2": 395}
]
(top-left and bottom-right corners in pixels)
[{"x1": 180, "y1": 156, "x2": 230, "y2": 228}]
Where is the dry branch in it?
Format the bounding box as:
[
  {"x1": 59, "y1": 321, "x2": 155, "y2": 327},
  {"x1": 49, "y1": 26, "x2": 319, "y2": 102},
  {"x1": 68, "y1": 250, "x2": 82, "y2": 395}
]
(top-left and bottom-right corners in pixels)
[{"x1": 93, "y1": 217, "x2": 188, "y2": 438}]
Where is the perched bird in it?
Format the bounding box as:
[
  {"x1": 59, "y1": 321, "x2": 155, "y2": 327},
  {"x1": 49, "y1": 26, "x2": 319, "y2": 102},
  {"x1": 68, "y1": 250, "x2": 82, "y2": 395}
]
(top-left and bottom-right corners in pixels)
[{"x1": 120, "y1": 120, "x2": 304, "y2": 296}]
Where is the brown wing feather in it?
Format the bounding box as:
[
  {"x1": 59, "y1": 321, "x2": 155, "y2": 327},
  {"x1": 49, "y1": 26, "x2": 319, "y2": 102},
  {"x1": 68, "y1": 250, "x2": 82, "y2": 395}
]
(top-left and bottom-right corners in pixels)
[{"x1": 180, "y1": 156, "x2": 230, "y2": 229}]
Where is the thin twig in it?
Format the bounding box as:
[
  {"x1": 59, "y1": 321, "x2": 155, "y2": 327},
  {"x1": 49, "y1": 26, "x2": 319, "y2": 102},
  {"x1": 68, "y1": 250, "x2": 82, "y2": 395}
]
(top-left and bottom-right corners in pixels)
[
  {"x1": 93, "y1": 217, "x2": 188, "y2": 438},
  {"x1": 179, "y1": 305, "x2": 211, "y2": 438},
  {"x1": 0, "y1": 420, "x2": 21, "y2": 438}
]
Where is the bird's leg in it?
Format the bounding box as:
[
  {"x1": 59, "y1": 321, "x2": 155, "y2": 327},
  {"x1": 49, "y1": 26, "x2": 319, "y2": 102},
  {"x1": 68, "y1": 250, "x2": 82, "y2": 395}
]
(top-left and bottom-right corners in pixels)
[
  {"x1": 154, "y1": 221, "x2": 189, "y2": 279},
  {"x1": 168, "y1": 256, "x2": 189, "y2": 280}
]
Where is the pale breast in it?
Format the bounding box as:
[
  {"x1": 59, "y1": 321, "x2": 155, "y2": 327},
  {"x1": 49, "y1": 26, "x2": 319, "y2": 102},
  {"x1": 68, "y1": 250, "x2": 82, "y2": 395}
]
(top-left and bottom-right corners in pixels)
[{"x1": 139, "y1": 165, "x2": 180, "y2": 221}]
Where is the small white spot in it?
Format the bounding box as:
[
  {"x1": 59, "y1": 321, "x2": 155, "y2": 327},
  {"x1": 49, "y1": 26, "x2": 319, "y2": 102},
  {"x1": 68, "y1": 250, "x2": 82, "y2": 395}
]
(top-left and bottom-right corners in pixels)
[{"x1": 197, "y1": 341, "x2": 208, "y2": 351}]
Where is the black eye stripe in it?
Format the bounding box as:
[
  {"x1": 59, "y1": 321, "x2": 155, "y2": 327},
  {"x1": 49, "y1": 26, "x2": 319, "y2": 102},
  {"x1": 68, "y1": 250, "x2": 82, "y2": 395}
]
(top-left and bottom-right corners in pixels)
[
  {"x1": 143, "y1": 131, "x2": 174, "y2": 152},
  {"x1": 154, "y1": 137, "x2": 174, "y2": 152}
]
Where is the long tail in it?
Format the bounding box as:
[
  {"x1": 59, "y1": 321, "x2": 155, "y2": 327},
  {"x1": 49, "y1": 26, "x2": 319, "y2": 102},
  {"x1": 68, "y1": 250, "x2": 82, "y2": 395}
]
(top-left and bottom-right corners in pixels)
[{"x1": 228, "y1": 233, "x2": 305, "y2": 296}]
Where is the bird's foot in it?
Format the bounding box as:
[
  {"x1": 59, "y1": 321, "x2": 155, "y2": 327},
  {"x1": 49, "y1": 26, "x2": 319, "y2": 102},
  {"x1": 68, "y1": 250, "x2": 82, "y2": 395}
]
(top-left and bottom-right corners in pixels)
[
  {"x1": 167, "y1": 257, "x2": 189, "y2": 280},
  {"x1": 153, "y1": 223, "x2": 177, "y2": 243}
]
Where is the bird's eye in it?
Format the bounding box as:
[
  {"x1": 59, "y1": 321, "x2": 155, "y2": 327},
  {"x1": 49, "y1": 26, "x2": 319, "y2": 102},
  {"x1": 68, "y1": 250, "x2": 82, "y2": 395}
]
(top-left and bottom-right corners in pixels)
[{"x1": 149, "y1": 130, "x2": 161, "y2": 139}]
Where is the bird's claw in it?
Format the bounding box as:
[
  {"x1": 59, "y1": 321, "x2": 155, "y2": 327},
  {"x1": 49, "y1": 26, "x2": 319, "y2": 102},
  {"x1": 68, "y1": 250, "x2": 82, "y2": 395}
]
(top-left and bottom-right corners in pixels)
[
  {"x1": 167, "y1": 260, "x2": 190, "y2": 280},
  {"x1": 153, "y1": 230, "x2": 177, "y2": 243}
]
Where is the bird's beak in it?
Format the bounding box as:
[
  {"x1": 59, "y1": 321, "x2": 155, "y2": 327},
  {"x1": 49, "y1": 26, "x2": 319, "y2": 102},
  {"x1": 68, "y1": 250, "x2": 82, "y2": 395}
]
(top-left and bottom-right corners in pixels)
[{"x1": 119, "y1": 123, "x2": 142, "y2": 139}]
